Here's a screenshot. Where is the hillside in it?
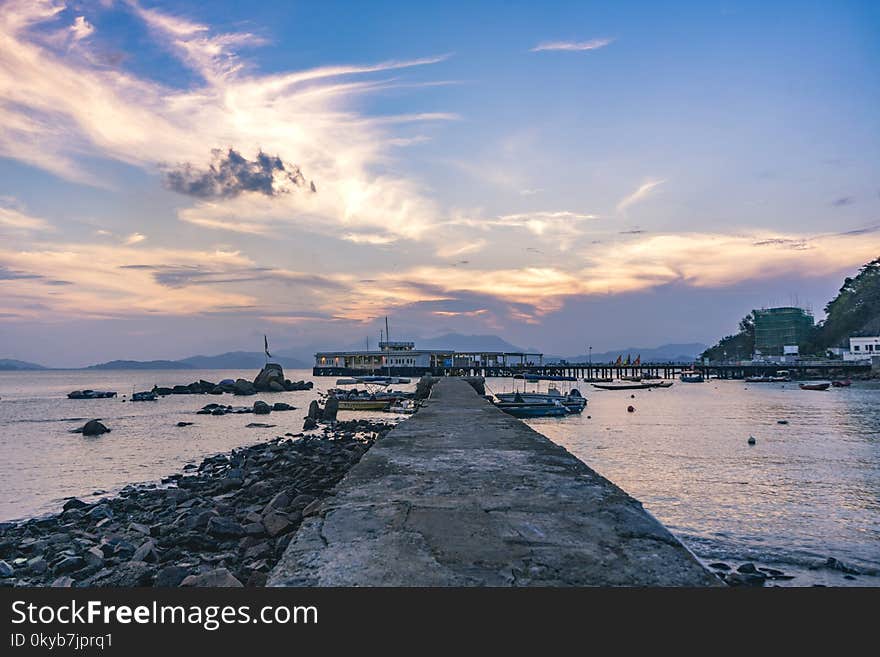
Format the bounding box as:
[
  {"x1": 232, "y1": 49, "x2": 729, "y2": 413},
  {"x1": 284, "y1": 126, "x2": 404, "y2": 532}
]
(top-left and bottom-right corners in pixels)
[
  {"x1": 86, "y1": 352, "x2": 308, "y2": 370},
  {"x1": 87, "y1": 360, "x2": 191, "y2": 370},
  {"x1": 0, "y1": 358, "x2": 48, "y2": 371},
  {"x1": 558, "y1": 343, "x2": 708, "y2": 364}
]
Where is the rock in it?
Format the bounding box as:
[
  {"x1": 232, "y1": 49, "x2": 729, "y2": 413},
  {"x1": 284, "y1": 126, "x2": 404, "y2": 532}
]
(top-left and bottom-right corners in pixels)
[
  {"x1": 724, "y1": 572, "x2": 766, "y2": 587},
  {"x1": 823, "y1": 557, "x2": 859, "y2": 574},
  {"x1": 86, "y1": 504, "x2": 113, "y2": 520},
  {"x1": 253, "y1": 400, "x2": 272, "y2": 415},
  {"x1": 89, "y1": 561, "x2": 154, "y2": 587},
  {"x1": 132, "y1": 540, "x2": 158, "y2": 563},
  {"x1": 307, "y1": 400, "x2": 322, "y2": 420},
  {"x1": 53, "y1": 555, "x2": 85, "y2": 574},
  {"x1": 243, "y1": 522, "x2": 265, "y2": 536},
  {"x1": 27, "y1": 556, "x2": 48, "y2": 574},
  {"x1": 129, "y1": 522, "x2": 151, "y2": 535},
  {"x1": 81, "y1": 419, "x2": 110, "y2": 436},
  {"x1": 262, "y1": 511, "x2": 292, "y2": 537},
  {"x1": 323, "y1": 396, "x2": 339, "y2": 423},
  {"x1": 748, "y1": 436, "x2": 756, "y2": 445},
  {"x1": 180, "y1": 568, "x2": 243, "y2": 587},
  {"x1": 51, "y1": 576, "x2": 76, "y2": 587},
  {"x1": 246, "y1": 422, "x2": 276, "y2": 428},
  {"x1": 0, "y1": 560, "x2": 13, "y2": 578},
  {"x1": 176, "y1": 422, "x2": 194, "y2": 427},
  {"x1": 268, "y1": 380, "x2": 285, "y2": 392},
  {"x1": 233, "y1": 379, "x2": 256, "y2": 396},
  {"x1": 246, "y1": 571, "x2": 268, "y2": 587},
  {"x1": 708, "y1": 562, "x2": 731, "y2": 571},
  {"x1": 84, "y1": 547, "x2": 104, "y2": 568},
  {"x1": 62, "y1": 498, "x2": 88, "y2": 511},
  {"x1": 254, "y1": 363, "x2": 285, "y2": 391},
  {"x1": 758, "y1": 567, "x2": 786, "y2": 577},
  {"x1": 302, "y1": 498, "x2": 322, "y2": 517},
  {"x1": 266, "y1": 491, "x2": 291, "y2": 510},
  {"x1": 303, "y1": 417, "x2": 318, "y2": 431},
  {"x1": 272, "y1": 402, "x2": 294, "y2": 411},
  {"x1": 244, "y1": 542, "x2": 272, "y2": 561},
  {"x1": 207, "y1": 516, "x2": 245, "y2": 538},
  {"x1": 626, "y1": 405, "x2": 635, "y2": 413},
  {"x1": 737, "y1": 562, "x2": 759, "y2": 574},
  {"x1": 155, "y1": 566, "x2": 190, "y2": 587}
]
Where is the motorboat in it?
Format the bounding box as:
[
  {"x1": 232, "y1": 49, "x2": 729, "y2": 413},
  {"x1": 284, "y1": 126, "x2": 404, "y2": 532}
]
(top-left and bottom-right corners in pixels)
[
  {"x1": 679, "y1": 371, "x2": 705, "y2": 383},
  {"x1": 799, "y1": 382, "x2": 830, "y2": 391},
  {"x1": 494, "y1": 398, "x2": 569, "y2": 418},
  {"x1": 496, "y1": 386, "x2": 586, "y2": 413},
  {"x1": 131, "y1": 391, "x2": 158, "y2": 401},
  {"x1": 592, "y1": 382, "x2": 655, "y2": 390},
  {"x1": 337, "y1": 399, "x2": 391, "y2": 411}
]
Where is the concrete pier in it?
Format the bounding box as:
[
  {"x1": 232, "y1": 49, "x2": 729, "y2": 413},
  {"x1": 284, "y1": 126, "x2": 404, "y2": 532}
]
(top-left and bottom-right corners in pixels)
[{"x1": 269, "y1": 378, "x2": 720, "y2": 586}]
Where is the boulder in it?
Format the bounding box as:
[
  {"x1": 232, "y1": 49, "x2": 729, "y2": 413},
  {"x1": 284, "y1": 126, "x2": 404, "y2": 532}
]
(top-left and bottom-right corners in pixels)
[
  {"x1": 253, "y1": 401, "x2": 272, "y2": 415},
  {"x1": 207, "y1": 516, "x2": 245, "y2": 538},
  {"x1": 307, "y1": 400, "x2": 322, "y2": 420},
  {"x1": 273, "y1": 402, "x2": 294, "y2": 411},
  {"x1": 62, "y1": 498, "x2": 88, "y2": 511},
  {"x1": 81, "y1": 419, "x2": 110, "y2": 436},
  {"x1": 155, "y1": 566, "x2": 190, "y2": 587},
  {"x1": 253, "y1": 363, "x2": 285, "y2": 391},
  {"x1": 180, "y1": 568, "x2": 243, "y2": 587},
  {"x1": 323, "y1": 396, "x2": 339, "y2": 423},
  {"x1": 302, "y1": 417, "x2": 318, "y2": 431},
  {"x1": 131, "y1": 540, "x2": 158, "y2": 563},
  {"x1": 268, "y1": 380, "x2": 284, "y2": 392},
  {"x1": 89, "y1": 561, "x2": 154, "y2": 587},
  {"x1": 233, "y1": 379, "x2": 256, "y2": 396},
  {"x1": 0, "y1": 560, "x2": 13, "y2": 578},
  {"x1": 262, "y1": 511, "x2": 292, "y2": 537}
]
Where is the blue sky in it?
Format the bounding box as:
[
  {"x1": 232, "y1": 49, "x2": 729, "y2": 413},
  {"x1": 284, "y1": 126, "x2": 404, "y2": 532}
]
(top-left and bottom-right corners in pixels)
[{"x1": 0, "y1": 0, "x2": 878, "y2": 366}]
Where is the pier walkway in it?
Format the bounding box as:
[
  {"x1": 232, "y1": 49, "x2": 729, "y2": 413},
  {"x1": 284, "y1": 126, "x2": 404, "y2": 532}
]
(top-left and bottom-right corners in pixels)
[{"x1": 269, "y1": 378, "x2": 719, "y2": 586}]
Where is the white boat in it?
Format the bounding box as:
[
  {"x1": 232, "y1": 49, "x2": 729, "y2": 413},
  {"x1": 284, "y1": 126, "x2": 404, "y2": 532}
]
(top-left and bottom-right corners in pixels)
[
  {"x1": 679, "y1": 370, "x2": 704, "y2": 383},
  {"x1": 496, "y1": 385, "x2": 587, "y2": 413}
]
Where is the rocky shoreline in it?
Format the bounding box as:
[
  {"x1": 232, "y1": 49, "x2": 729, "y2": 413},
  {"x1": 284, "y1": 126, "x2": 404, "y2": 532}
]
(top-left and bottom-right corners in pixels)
[{"x1": 0, "y1": 419, "x2": 396, "y2": 587}]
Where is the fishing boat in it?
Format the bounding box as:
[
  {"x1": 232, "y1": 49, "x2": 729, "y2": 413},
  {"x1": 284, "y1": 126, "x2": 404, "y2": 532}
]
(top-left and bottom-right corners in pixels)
[
  {"x1": 799, "y1": 382, "x2": 830, "y2": 391},
  {"x1": 831, "y1": 379, "x2": 852, "y2": 387},
  {"x1": 679, "y1": 371, "x2": 704, "y2": 383},
  {"x1": 592, "y1": 382, "x2": 654, "y2": 391},
  {"x1": 496, "y1": 386, "x2": 586, "y2": 413},
  {"x1": 494, "y1": 398, "x2": 569, "y2": 418}
]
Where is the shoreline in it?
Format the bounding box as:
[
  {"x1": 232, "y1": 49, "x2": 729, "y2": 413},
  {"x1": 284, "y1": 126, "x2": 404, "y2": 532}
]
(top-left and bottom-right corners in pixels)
[{"x1": 0, "y1": 419, "x2": 396, "y2": 587}]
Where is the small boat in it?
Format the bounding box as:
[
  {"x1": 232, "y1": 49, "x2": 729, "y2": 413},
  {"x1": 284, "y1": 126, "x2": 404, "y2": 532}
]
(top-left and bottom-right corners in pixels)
[
  {"x1": 679, "y1": 371, "x2": 704, "y2": 383},
  {"x1": 523, "y1": 374, "x2": 578, "y2": 382},
  {"x1": 831, "y1": 379, "x2": 851, "y2": 387},
  {"x1": 336, "y1": 399, "x2": 391, "y2": 411},
  {"x1": 799, "y1": 382, "x2": 830, "y2": 391},
  {"x1": 496, "y1": 387, "x2": 587, "y2": 413},
  {"x1": 592, "y1": 382, "x2": 654, "y2": 391},
  {"x1": 494, "y1": 400, "x2": 569, "y2": 418},
  {"x1": 67, "y1": 390, "x2": 117, "y2": 399},
  {"x1": 647, "y1": 381, "x2": 674, "y2": 388},
  {"x1": 131, "y1": 391, "x2": 158, "y2": 401}
]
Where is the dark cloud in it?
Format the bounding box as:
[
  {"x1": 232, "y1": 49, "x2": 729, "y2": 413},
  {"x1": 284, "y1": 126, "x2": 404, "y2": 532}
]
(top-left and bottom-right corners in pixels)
[
  {"x1": 163, "y1": 148, "x2": 316, "y2": 199},
  {"x1": 833, "y1": 224, "x2": 880, "y2": 237},
  {"x1": 618, "y1": 229, "x2": 645, "y2": 235},
  {"x1": 831, "y1": 196, "x2": 854, "y2": 207},
  {"x1": 0, "y1": 265, "x2": 41, "y2": 281},
  {"x1": 752, "y1": 238, "x2": 810, "y2": 250}
]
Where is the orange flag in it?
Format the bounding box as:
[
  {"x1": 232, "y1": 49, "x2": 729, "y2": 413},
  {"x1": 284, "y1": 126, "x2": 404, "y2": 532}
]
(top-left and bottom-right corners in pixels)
[
  {"x1": 634, "y1": 354, "x2": 641, "y2": 366},
  {"x1": 615, "y1": 355, "x2": 622, "y2": 365}
]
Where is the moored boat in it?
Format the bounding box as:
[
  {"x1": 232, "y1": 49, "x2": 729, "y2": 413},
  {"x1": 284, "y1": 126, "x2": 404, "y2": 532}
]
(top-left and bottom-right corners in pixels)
[
  {"x1": 336, "y1": 399, "x2": 391, "y2": 411},
  {"x1": 799, "y1": 382, "x2": 830, "y2": 391},
  {"x1": 831, "y1": 379, "x2": 851, "y2": 387},
  {"x1": 496, "y1": 387, "x2": 586, "y2": 413},
  {"x1": 592, "y1": 382, "x2": 654, "y2": 390},
  {"x1": 679, "y1": 370, "x2": 704, "y2": 383},
  {"x1": 494, "y1": 400, "x2": 569, "y2": 418}
]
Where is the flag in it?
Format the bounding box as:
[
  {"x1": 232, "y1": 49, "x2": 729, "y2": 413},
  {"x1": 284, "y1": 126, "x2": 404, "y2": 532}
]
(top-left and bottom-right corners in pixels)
[
  {"x1": 634, "y1": 354, "x2": 641, "y2": 366},
  {"x1": 615, "y1": 355, "x2": 622, "y2": 366},
  {"x1": 264, "y1": 335, "x2": 272, "y2": 359},
  {"x1": 624, "y1": 354, "x2": 631, "y2": 365}
]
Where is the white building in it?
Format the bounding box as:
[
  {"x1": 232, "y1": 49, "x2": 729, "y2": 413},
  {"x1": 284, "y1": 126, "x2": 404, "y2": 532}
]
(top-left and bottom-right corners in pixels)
[{"x1": 843, "y1": 336, "x2": 880, "y2": 361}]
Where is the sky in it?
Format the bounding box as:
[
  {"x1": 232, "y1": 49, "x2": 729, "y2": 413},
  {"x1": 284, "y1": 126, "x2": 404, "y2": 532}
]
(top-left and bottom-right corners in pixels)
[{"x1": 0, "y1": 0, "x2": 879, "y2": 366}]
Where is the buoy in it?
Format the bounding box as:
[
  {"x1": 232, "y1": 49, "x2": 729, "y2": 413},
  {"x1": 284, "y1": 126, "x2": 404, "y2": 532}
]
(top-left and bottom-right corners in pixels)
[
  {"x1": 627, "y1": 405, "x2": 635, "y2": 413},
  {"x1": 587, "y1": 415, "x2": 592, "y2": 419},
  {"x1": 748, "y1": 436, "x2": 756, "y2": 445},
  {"x1": 777, "y1": 420, "x2": 788, "y2": 425},
  {"x1": 630, "y1": 394, "x2": 635, "y2": 399}
]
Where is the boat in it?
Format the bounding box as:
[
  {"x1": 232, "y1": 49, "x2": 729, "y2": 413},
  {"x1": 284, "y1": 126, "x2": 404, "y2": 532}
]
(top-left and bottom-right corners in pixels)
[
  {"x1": 494, "y1": 399, "x2": 569, "y2": 418},
  {"x1": 647, "y1": 381, "x2": 674, "y2": 388},
  {"x1": 799, "y1": 382, "x2": 830, "y2": 391},
  {"x1": 831, "y1": 379, "x2": 852, "y2": 387},
  {"x1": 592, "y1": 382, "x2": 655, "y2": 391},
  {"x1": 523, "y1": 374, "x2": 578, "y2": 382},
  {"x1": 679, "y1": 371, "x2": 704, "y2": 383},
  {"x1": 496, "y1": 386, "x2": 586, "y2": 413},
  {"x1": 387, "y1": 400, "x2": 417, "y2": 414},
  {"x1": 336, "y1": 399, "x2": 391, "y2": 410},
  {"x1": 131, "y1": 391, "x2": 158, "y2": 401},
  {"x1": 67, "y1": 390, "x2": 117, "y2": 399}
]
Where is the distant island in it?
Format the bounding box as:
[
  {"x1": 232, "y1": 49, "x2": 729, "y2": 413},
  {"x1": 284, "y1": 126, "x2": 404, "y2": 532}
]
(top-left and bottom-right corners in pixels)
[
  {"x1": 0, "y1": 359, "x2": 48, "y2": 371},
  {"x1": 87, "y1": 352, "x2": 309, "y2": 370}
]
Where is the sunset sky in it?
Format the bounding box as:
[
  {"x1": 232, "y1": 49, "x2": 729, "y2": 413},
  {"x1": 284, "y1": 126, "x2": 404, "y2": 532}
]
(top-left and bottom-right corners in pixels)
[{"x1": 1, "y1": 0, "x2": 879, "y2": 366}]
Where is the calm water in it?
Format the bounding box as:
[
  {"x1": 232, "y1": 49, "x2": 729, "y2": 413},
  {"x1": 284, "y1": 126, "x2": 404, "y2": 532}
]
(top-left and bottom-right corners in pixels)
[
  {"x1": 0, "y1": 369, "x2": 407, "y2": 522},
  {"x1": 1, "y1": 370, "x2": 878, "y2": 585},
  {"x1": 494, "y1": 377, "x2": 880, "y2": 585}
]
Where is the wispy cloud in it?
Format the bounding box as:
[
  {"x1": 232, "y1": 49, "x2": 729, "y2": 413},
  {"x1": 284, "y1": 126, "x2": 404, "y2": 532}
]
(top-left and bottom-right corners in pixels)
[
  {"x1": 530, "y1": 38, "x2": 614, "y2": 53},
  {"x1": 124, "y1": 232, "x2": 146, "y2": 245},
  {"x1": 616, "y1": 179, "x2": 665, "y2": 214}
]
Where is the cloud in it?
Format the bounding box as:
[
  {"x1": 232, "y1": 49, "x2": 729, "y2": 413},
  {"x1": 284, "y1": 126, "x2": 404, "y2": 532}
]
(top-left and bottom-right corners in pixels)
[
  {"x1": 124, "y1": 232, "x2": 146, "y2": 245},
  {"x1": 616, "y1": 179, "x2": 665, "y2": 214},
  {"x1": 0, "y1": 0, "x2": 449, "y2": 239},
  {"x1": 164, "y1": 148, "x2": 314, "y2": 199},
  {"x1": 70, "y1": 16, "x2": 93, "y2": 41},
  {"x1": 530, "y1": 38, "x2": 614, "y2": 53},
  {"x1": 0, "y1": 204, "x2": 52, "y2": 233},
  {"x1": 831, "y1": 196, "x2": 853, "y2": 207}
]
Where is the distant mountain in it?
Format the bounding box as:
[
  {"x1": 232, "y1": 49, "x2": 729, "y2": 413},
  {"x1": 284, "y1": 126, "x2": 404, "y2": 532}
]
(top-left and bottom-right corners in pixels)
[
  {"x1": 551, "y1": 343, "x2": 709, "y2": 364},
  {"x1": 87, "y1": 360, "x2": 192, "y2": 370},
  {"x1": 180, "y1": 351, "x2": 308, "y2": 370},
  {"x1": 86, "y1": 351, "x2": 308, "y2": 371},
  {"x1": 0, "y1": 358, "x2": 48, "y2": 370}
]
